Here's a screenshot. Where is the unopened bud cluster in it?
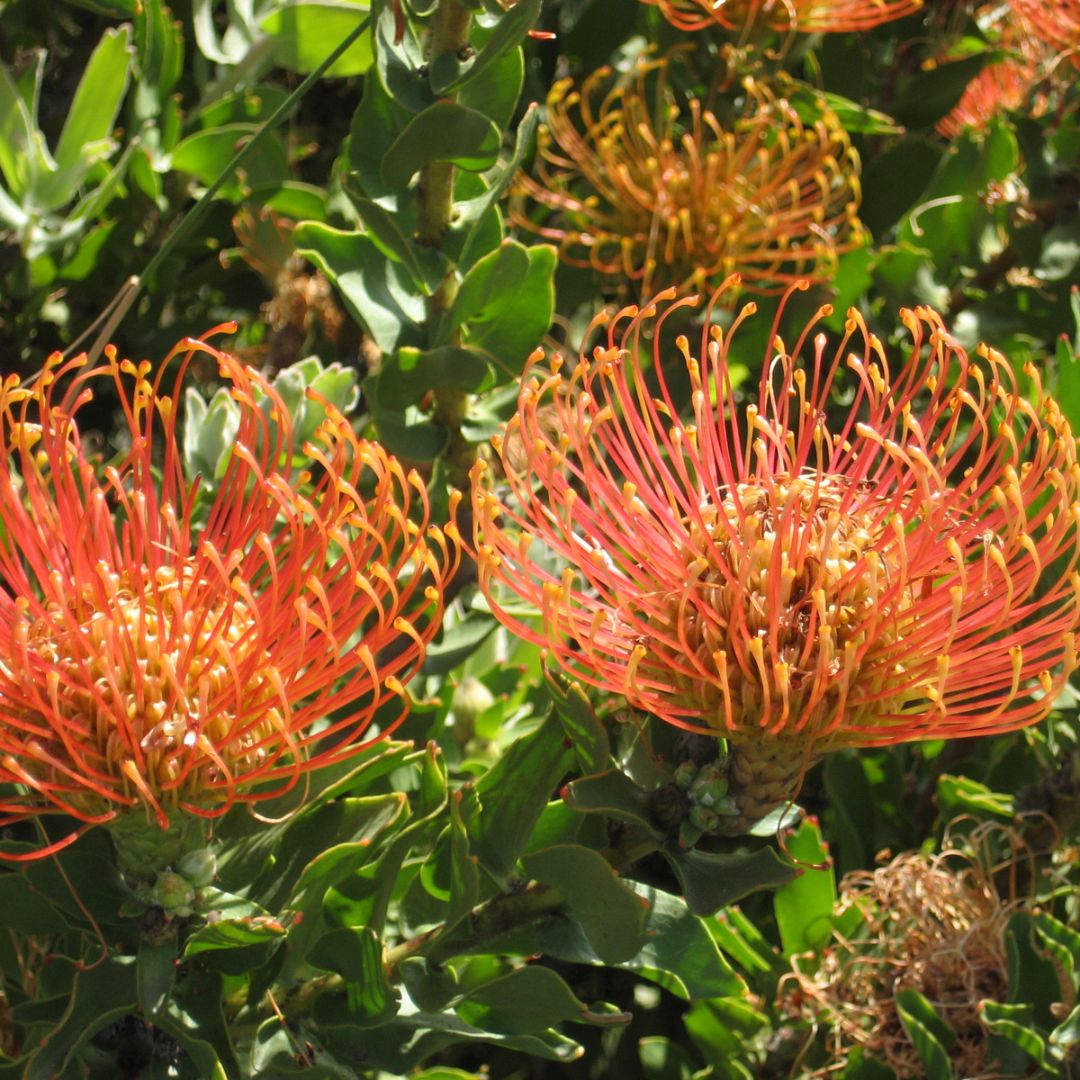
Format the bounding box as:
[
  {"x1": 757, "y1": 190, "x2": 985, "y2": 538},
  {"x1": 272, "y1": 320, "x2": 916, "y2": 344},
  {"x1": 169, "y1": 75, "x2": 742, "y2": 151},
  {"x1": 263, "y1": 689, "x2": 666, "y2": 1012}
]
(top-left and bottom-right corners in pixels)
[{"x1": 672, "y1": 760, "x2": 740, "y2": 846}]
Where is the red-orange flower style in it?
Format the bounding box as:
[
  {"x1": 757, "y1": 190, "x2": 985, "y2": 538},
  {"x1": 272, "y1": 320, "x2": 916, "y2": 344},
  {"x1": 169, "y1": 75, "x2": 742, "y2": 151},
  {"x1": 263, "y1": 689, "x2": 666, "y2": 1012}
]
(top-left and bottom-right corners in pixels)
[
  {"x1": 1009, "y1": 0, "x2": 1080, "y2": 68},
  {"x1": 937, "y1": 56, "x2": 1039, "y2": 139},
  {"x1": 644, "y1": 0, "x2": 921, "y2": 35},
  {"x1": 0, "y1": 337, "x2": 458, "y2": 859},
  {"x1": 472, "y1": 283, "x2": 1080, "y2": 825},
  {"x1": 510, "y1": 61, "x2": 864, "y2": 299}
]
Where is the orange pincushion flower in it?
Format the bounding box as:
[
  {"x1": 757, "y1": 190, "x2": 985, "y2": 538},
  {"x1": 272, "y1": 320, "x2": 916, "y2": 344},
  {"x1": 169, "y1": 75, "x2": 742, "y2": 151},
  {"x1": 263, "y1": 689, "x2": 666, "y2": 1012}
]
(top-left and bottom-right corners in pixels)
[
  {"x1": 936, "y1": 8, "x2": 1059, "y2": 139},
  {"x1": 0, "y1": 336, "x2": 458, "y2": 859},
  {"x1": 510, "y1": 61, "x2": 864, "y2": 299},
  {"x1": 1009, "y1": 0, "x2": 1080, "y2": 67},
  {"x1": 472, "y1": 283, "x2": 1080, "y2": 819},
  {"x1": 643, "y1": 0, "x2": 921, "y2": 35},
  {"x1": 937, "y1": 55, "x2": 1040, "y2": 139}
]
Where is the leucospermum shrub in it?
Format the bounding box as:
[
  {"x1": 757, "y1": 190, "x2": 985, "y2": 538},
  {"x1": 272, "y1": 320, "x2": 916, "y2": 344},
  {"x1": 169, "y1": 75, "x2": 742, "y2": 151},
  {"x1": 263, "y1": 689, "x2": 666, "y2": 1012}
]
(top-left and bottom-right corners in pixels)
[{"x1": 0, "y1": 0, "x2": 1077, "y2": 1076}]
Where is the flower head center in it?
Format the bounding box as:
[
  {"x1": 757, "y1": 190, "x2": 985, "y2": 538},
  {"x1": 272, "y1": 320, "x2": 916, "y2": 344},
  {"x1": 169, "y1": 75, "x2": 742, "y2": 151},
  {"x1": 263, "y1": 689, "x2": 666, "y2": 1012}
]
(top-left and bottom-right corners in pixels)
[
  {"x1": 15, "y1": 562, "x2": 281, "y2": 816},
  {"x1": 653, "y1": 473, "x2": 915, "y2": 740}
]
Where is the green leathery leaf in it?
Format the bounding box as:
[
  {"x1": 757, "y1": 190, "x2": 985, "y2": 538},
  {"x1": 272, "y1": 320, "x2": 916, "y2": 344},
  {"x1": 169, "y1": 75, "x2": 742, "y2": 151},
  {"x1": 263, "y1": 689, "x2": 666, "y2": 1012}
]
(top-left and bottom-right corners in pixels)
[
  {"x1": 1050, "y1": 1002, "x2": 1080, "y2": 1062},
  {"x1": 1032, "y1": 909, "x2": 1080, "y2": 985},
  {"x1": 423, "y1": 612, "x2": 497, "y2": 675},
  {"x1": 368, "y1": 397, "x2": 450, "y2": 460},
  {"x1": 980, "y1": 1001, "x2": 1056, "y2": 1073},
  {"x1": 521, "y1": 844, "x2": 647, "y2": 964},
  {"x1": 163, "y1": 968, "x2": 238, "y2": 1079},
  {"x1": 894, "y1": 51, "x2": 996, "y2": 130},
  {"x1": 471, "y1": 712, "x2": 574, "y2": 881},
  {"x1": 712, "y1": 905, "x2": 787, "y2": 976},
  {"x1": 60, "y1": 0, "x2": 137, "y2": 11},
  {"x1": 171, "y1": 123, "x2": 290, "y2": 198},
  {"x1": 465, "y1": 244, "x2": 557, "y2": 376},
  {"x1": 250, "y1": 1019, "x2": 357, "y2": 1077},
  {"x1": 137, "y1": 937, "x2": 176, "y2": 1018},
  {"x1": 381, "y1": 102, "x2": 501, "y2": 188},
  {"x1": 453, "y1": 102, "x2": 539, "y2": 270},
  {"x1": 0, "y1": 872, "x2": 68, "y2": 933},
  {"x1": 456, "y1": 965, "x2": 586, "y2": 1035},
  {"x1": 26, "y1": 848, "x2": 132, "y2": 928},
  {"x1": 684, "y1": 996, "x2": 770, "y2": 1075},
  {"x1": 184, "y1": 916, "x2": 287, "y2": 974},
  {"x1": 374, "y1": 4, "x2": 432, "y2": 114},
  {"x1": 37, "y1": 26, "x2": 133, "y2": 211},
  {"x1": 527, "y1": 877, "x2": 742, "y2": 1000},
  {"x1": 213, "y1": 743, "x2": 413, "y2": 885},
  {"x1": 430, "y1": 0, "x2": 540, "y2": 94},
  {"x1": 261, "y1": 1, "x2": 374, "y2": 77},
  {"x1": 1072, "y1": 283, "x2": 1080, "y2": 354},
  {"x1": 458, "y1": 44, "x2": 523, "y2": 132},
  {"x1": 58, "y1": 217, "x2": 117, "y2": 281},
  {"x1": 348, "y1": 66, "x2": 411, "y2": 199},
  {"x1": 860, "y1": 137, "x2": 943, "y2": 236},
  {"x1": 447, "y1": 790, "x2": 481, "y2": 930},
  {"x1": 936, "y1": 774, "x2": 1014, "y2": 819},
  {"x1": 899, "y1": 123, "x2": 1018, "y2": 265},
  {"x1": 448, "y1": 240, "x2": 530, "y2": 336},
  {"x1": 664, "y1": 845, "x2": 799, "y2": 917},
  {"x1": 895, "y1": 988, "x2": 955, "y2": 1080},
  {"x1": 622, "y1": 884, "x2": 743, "y2": 1000},
  {"x1": 322, "y1": 1009, "x2": 581, "y2": 1072},
  {"x1": 350, "y1": 193, "x2": 444, "y2": 294},
  {"x1": 234, "y1": 790, "x2": 407, "y2": 910},
  {"x1": 639, "y1": 1036, "x2": 697, "y2": 1080},
  {"x1": 784, "y1": 82, "x2": 901, "y2": 135},
  {"x1": 562, "y1": 769, "x2": 658, "y2": 832},
  {"x1": 1005, "y1": 911, "x2": 1062, "y2": 1027},
  {"x1": 310, "y1": 927, "x2": 397, "y2": 1022},
  {"x1": 412, "y1": 1070, "x2": 488, "y2": 1079},
  {"x1": 546, "y1": 670, "x2": 610, "y2": 775},
  {"x1": 134, "y1": 0, "x2": 185, "y2": 108},
  {"x1": 773, "y1": 818, "x2": 836, "y2": 957},
  {"x1": 196, "y1": 86, "x2": 290, "y2": 129},
  {"x1": 296, "y1": 221, "x2": 425, "y2": 353},
  {"x1": 1056, "y1": 334, "x2": 1080, "y2": 436},
  {"x1": 260, "y1": 180, "x2": 328, "y2": 221},
  {"x1": 23, "y1": 957, "x2": 138, "y2": 1080},
  {"x1": 286, "y1": 795, "x2": 409, "y2": 938},
  {"x1": 415, "y1": 741, "x2": 449, "y2": 818},
  {"x1": 0, "y1": 64, "x2": 38, "y2": 198},
  {"x1": 376, "y1": 346, "x2": 493, "y2": 410}
]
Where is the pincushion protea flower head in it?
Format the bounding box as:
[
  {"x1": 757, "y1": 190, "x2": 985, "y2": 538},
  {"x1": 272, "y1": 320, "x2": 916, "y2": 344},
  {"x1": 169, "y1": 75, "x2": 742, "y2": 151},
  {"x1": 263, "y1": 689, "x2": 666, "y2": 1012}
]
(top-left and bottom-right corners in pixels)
[
  {"x1": 1009, "y1": 0, "x2": 1080, "y2": 68},
  {"x1": 510, "y1": 59, "x2": 864, "y2": 300},
  {"x1": 643, "y1": 0, "x2": 921, "y2": 35},
  {"x1": 471, "y1": 281, "x2": 1080, "y2": 829},
  {"x1": 0, "y1": 336, "x2": 458, "y2": 863},
  {"x1": 936, "y1": 8, "x2": 1057, "y2": 139},
  {"x1": 937, "y1": 56, "x2": 1040, "y2": 140}
]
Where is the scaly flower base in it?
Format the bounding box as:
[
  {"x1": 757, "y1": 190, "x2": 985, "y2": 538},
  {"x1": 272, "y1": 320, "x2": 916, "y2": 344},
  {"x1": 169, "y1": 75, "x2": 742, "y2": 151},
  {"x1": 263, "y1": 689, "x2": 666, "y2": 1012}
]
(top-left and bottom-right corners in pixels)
[
  {"x1": 106, "y1": 809, "x2": 209, "y2": 882},
  {"x1": 722, "y1": 739, "x2": 818, "y2": 834}
]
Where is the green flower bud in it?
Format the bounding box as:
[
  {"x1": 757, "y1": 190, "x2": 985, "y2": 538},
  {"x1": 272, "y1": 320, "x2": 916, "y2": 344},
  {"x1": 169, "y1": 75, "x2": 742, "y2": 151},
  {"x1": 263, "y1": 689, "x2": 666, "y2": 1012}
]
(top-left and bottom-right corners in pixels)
[
  {"x1": 152, "y1": 871, "x2": 196, "y2": 916},
  {"x1": 451, "y1": 677, "x2": 496, "y2": 743},
  {"x1": 673, "y1": 760, "x2": 698, "y2": 790},
  {"x1": 177, "y1": 848, "x2": 218, "y2": 888},
  {"x1": 688, "y1": 804, "x2": 720, "y2": 832}
]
